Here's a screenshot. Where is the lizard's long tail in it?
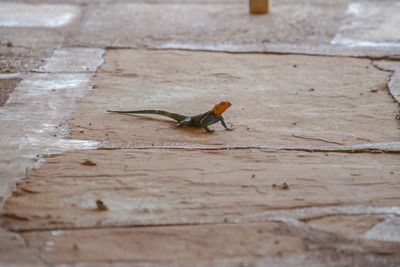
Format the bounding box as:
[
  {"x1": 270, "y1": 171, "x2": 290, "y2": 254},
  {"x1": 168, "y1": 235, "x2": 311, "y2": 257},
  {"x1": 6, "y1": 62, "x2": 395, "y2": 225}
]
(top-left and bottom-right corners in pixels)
[{"x1": 106, "y1": 109, "x2": 187, "y2": 122}]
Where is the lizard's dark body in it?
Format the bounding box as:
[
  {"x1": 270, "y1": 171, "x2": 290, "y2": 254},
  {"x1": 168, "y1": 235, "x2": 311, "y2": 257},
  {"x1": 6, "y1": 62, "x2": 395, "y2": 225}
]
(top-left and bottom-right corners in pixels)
[{"x1": 106, "y1": 102, "x2": 231, "y2": 132}]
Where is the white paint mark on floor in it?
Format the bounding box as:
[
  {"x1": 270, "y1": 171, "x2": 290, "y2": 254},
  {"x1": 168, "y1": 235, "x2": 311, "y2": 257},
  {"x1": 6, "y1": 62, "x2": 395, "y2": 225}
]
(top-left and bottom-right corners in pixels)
[
  {"x1": 0, "y1": 3, "x2": 81, "y2": 28},
  {"x1": 0, "y1": 73, "x2": 96, "y2": 204},
  {"x1": 331, "y1": 2, "x2": 400, "y2": 47},
  {"x1": 0, "y1": 48, "x2": 105, "y2": 208},
  {"x1": 360, "y1": 215, "x2": 400, "y2": 242},
  {"x1": 38, "y1": 48, "x2": 105, "y2": 73},
  {"x1": 374, "y1": 61, "x2": 400, "y2": 104},
  {"x1": 153, "y1": 42, "x2": 400, "y2": 58}
]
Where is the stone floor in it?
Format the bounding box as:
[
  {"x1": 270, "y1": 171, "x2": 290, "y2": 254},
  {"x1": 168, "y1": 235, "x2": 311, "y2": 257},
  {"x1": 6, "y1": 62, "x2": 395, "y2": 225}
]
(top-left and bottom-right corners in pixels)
[{"x1": 0, "y1": 0, "x2": 399, "y2": 266}]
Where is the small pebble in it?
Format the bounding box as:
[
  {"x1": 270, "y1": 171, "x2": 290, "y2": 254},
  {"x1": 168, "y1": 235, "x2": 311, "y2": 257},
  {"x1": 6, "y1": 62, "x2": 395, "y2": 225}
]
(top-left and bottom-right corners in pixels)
[
  {"x1": 81, "y1": 160, "x2": 96, "y2": 166},
  {"x1": 96, "y1": 200, "x2": 108, "y2": 211},
  {"x1": 282, "y1": 182, "x2": 289, "y2": 190}
]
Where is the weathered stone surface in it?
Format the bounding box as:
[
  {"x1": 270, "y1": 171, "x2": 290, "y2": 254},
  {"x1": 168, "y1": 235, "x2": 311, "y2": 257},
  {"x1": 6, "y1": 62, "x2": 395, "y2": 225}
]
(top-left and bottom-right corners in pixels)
[
  {"x1": 37, "y1": 48, "x2": 104, "y2": 73},
  {"x1": 305, "y1": 214, "x2": 387, "y2": 239},
  {"x1": 20, "y1": 221, "x2": 400, "y2": 266},
  {"x1": 69, "y1": 1, "x2": 350, "y2": 48},
  {"x1": 361, "y1": 216, "x2": 400, "y2": 242},
  {"x1": 1, "y1": 0, "x2": 400, "y2": 265},
  {"x1": 0, "y1": 45, "x2": 52, "y2": 73},
  {"x1": 0, "y1": 228, "x2": 45, "y2": 266},
  {"x1": 2, "y1": 149, "x2": 399, "y2": 231},
  {"x1": 0, "y1": 3, "x2": 82, "y2": 73},
  {"x1": 68, "y1": 50, "x2": 399, "y2": 146},
  {"x1": 62, "y1": 0, "x2": 400, "y2": 57},
  {"x1": 331, "y1": 2, "x2": 400, "y2": 47},
  {"x1": 0, "y1": 76, "x2": 21, "y2": 106},
  {"x1": 0, "y1": 72, "x2": 97, "y2": 207},
  {"x1": 0, "y1": 3, "x2": 81, "y2": 28},
  {"x1": 21, "y1": 222, "x2": 305, "y2": 265},
  {"x1": 374, "y1": 61, "x2": 400, "y2": 104}
]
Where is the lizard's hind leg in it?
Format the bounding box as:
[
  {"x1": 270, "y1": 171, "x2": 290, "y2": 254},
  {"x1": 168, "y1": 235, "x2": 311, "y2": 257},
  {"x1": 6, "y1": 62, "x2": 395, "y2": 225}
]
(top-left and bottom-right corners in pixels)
[
  {"x1": 203, "y1": 125, "x2": 215, "y2": 133},
  {"x1": 174, "y1": 117, "x2": 191, "y2": 128}
]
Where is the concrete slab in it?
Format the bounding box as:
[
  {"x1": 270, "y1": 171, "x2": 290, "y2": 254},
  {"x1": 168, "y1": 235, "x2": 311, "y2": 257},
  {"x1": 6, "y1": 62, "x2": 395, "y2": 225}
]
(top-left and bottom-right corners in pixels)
[
  {"x1": 361, "y1": 215, "x2": 400, "y2": 242},
  {"x1": 2, "y1": 149, "x2": 399, "y2": 231},
  {"x1": 374, "y1": 60, "x2": 400, "y2": 104},
  {"x1": 65, "y1": 0, "x2": 400, "y2": 57},
  {"x1": 20, "y1": 222, "x2": 305, "y2": 265},
  {"x1": 69, "y1": 50, "x2": 399, "y2": 146},
  {"x1": 0, "y1": 75, "x2": 21, "y2": 106},
  {"x1": 0, "y1": 44, "x2": 53, "y2": 73},
  {"x1": 0, "y1": 228, "x2": 45, "y2": 266},
  {"x1": 37, "y1": 48, "x2": 104, "y2": 73},
  {"x1": 331, "y1": 2, "x2": 400, "y2": 47},
  {"x1": 305, "y1": 214, "x2": 387, "y2": 239},
  {"x1": 0, "y1": 3, "x2": 83, "y2": 73},
  {"x1": 0, "y1": 1, "x2": 399, "y2": 265},
  {"x1": 0, "y1": 46, "x2": 104, "y2": 208},
  {"x1": 19, "y1": 222, "x2": 400, "y2": 266},
  {"x1": 70, "y1": 1, "x2": 349, "y2": 48},
  {"x1": 0, "y1": 3, "x2": 81, "y2": 28},
  {"x1": 0, "y1": 72, "x2": 97, "y2": 207}
]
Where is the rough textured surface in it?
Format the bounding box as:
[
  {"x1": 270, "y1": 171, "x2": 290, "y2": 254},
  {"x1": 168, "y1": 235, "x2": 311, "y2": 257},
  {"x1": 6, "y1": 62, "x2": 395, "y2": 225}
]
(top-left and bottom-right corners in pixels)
[
  {"x1": 21, "y1": 223, "x2": 305, "y2": 264},
  {"x1": 62, "y1": 0, "x2": 400, "y2": 57},
  {"x1": 0, "y1": 77, "x2": 21, "y2": 106},
  {"x1": 0, "y1": 3, "x2": 82, "y2": 74},
  {"x1": 1, "y1": 0, "x2": 400, "y2": 265},
  {"x1": 331, "y1": 2, "x2": 400, "y2": 46},
  {"x1": 305, "y1": 214, "x2": 387, "y2": 239},
  {"x1": 20, "y1": 222, "x2": 400, "y2": 266},
  {"x1": 0, "y1": 45, "x2": 52, "y2": 73},
  {"x1": 37, "y1": 48, "x2": 104, "y2": 73},
  {"x1": 0, "y1": 72, "x2": 96, "y2": 208},
  {"x1": 2, "y1": 149, "x2": 399, "y2": 231},
  {"x1": 69, "y1": 50, "x2": 399, "y2": 146},
  {"x1": 0, "y1": 47, "x2": 104, "y2": 207},
  {"x1": 69, "y1": 1, "x2": 348, "y2": 48},
  {"x1": 0, "y1": 3, "x2": 81, "y2": 28},
  {"x1": 374, "y1": 61, "x2": 400, "y2": 104},
  {"x1": 0, "y1": 228, "x2": 45, "y2": 266}
]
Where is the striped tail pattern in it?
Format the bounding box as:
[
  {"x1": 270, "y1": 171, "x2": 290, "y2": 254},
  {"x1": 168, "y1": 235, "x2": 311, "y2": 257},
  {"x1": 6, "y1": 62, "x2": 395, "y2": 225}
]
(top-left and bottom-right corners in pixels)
[{"x1": 106, "y1": 109, "x2": 188, "y2": 122}]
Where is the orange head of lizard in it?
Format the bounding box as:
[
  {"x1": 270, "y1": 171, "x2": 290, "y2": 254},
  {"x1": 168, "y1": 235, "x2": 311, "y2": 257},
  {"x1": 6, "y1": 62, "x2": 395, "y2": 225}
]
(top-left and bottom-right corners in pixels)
[{"x1": 211, "y1": 101, "x2": 231, "y2": 117}]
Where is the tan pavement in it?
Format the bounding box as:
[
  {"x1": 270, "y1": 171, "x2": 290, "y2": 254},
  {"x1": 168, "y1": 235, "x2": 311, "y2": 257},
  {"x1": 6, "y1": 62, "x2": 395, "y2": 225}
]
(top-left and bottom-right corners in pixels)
[{"x1": 0, "y1": 0, "x2": 400, "y2": 266}]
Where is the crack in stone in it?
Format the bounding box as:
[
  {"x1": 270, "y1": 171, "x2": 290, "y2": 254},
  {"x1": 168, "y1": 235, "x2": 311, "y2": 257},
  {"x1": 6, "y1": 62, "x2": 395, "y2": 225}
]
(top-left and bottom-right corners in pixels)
[
  {"x1": 96, "y1": 140, "x2": 400, "y2": 154},
  {"x1": 290, "y1": 134, "x2": 345, "y2": 145},
  {"x1": 7, "y1": 205, "x2": 400, "y2": 233},
  {"x1": 150, "y1": 44, "x2": 400, "y2": 61},
  {"x1": 373, "y1": 60, "x2": 400, "y2": 104}
]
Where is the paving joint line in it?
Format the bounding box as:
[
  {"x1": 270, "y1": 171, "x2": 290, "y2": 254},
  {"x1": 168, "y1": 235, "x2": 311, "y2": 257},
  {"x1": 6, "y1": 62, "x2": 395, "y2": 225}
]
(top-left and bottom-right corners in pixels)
[
  {"x1": 5, "y1": 205, "x2": 400, "y2": 233},
  {"x1": 96, "y1": 141, "x2": 400, "y2": 154}
]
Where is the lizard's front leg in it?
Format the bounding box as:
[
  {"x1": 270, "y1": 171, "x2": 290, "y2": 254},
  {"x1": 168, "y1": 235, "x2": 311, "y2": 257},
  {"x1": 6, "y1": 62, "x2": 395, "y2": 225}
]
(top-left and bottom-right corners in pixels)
[
  {"x1": 199, "y1": 114, "x2": 217, "y2": 133},
  {"x1": 218, "y1": 115, "x2": 232, "y2": 131}
]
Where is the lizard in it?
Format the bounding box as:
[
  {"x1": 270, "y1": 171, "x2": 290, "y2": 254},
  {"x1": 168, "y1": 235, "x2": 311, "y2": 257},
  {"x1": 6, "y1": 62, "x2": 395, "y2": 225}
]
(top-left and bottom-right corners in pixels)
[{"x1": 107, "y1": 101, "x2": 232, "y2": 132}]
